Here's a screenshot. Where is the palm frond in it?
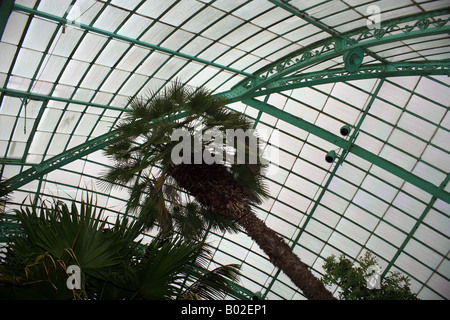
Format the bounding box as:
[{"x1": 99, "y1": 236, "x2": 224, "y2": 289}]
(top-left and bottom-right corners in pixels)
[
  {"x1": 0, "y1": 194, "x2": 145, "y2": 299},
  {"x1": 14, "y1": 197, "x2": 139, "y2": 273},
  {"x1": 199, "y1": 206, "x2": 242, "y2": 235},
  {"x1": 229, "y1": 163, "x2": 270, "y2": 205},
  {"x1": 171, "y1": 203, "x2": 207, "y2": 242},
  {"x1": 134, "y1": 236, "x2": 204, "y2": 299},
  {"x1": 179, "y1": 263, "x2": 241, "y2": 300},
  {"x1": 0, "y1": 193, "x2": 244, "y2": 300}
]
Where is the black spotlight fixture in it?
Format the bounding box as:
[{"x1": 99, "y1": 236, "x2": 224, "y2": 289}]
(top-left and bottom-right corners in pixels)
[
  {"x1": 343, "y1": 47, "x2": 364, "y2": 72},
  {"x1": 340, "y1": 124, "x2": 351, "y2": 136},
  {"x1": 325, "y1": 150, "x2": 337, "y2": 163}
]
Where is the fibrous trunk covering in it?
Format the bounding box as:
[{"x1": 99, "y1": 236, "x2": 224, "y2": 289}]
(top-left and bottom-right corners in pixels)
[{"x1": 168, "y1": 163, "x2": 335, "y2": 300}]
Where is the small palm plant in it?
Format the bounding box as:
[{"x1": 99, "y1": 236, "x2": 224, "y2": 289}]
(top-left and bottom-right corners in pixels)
[
  {"x1": 102, "y1": 81, "x2": 334, "y2": 300},
  {"x1": 0, "y1": 196, "x2": 240, "y2": 300}
]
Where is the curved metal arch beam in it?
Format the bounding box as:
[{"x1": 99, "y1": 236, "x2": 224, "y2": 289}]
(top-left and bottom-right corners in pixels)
[
  {"x1": 224, "y1": 60, "x2": 450, "y2": 101},
  {"x1": 224, "y1": 9, "x2": 450, "y2": 101},
  {"x1": 0, "y1": 109, "x2": 188, "y2": 196},
  {"x1": 0, "y1": 131, "x2": 119, "y2": 197},
  {"x1": 268, "y1": 0, "x2": 389, "y2": 65}
]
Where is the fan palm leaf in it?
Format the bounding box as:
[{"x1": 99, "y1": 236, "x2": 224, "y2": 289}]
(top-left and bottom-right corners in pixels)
[
  {"x1": 0, "y1": 195, "x2": 242, "y2": 300},
  {"x1": 179, "y1": 263, "x2": 241, "y2": 300}
]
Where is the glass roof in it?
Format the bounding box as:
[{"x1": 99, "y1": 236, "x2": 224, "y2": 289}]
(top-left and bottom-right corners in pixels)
[{"x1": 0, "y1": 0, "x2": 449, "y2": 299}]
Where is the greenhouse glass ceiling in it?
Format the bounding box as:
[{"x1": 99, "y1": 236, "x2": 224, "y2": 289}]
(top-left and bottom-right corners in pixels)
[{"x1": 0, "y1": 0, "x2": 449, "y2": 300}]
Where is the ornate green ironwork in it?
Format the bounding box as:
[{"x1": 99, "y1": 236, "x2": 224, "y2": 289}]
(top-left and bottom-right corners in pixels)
[
  {"x1": 3, "y1": 60, "x2": 448, "y2": 118},
  {"x1": 223, "y1": 61, "x2": 450, "y2": 101},
  {"x1": 225, "y1": 9, "x2": 450, "y2": 100}
]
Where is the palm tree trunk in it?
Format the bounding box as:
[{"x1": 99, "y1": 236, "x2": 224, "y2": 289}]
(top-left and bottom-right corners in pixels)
[
  {"x1": 238, "y1": 212, "x2": 335, "y2": 300},
  {"x1": 168, "y1": 163, "x2": 335, "y2": 300}
]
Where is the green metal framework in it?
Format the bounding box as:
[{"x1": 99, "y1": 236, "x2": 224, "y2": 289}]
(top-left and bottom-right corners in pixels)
[
  {"x1": 226, "y1": 9, "x2": 450, "y2": 100},
  {"x1": 0, "y1": 0, "x2": 449, "y2": 300}
]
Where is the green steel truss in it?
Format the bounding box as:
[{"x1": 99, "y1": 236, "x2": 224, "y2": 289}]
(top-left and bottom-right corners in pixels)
[
  {"x1": 0, "y1": 131, "x2": 119, "y2": 197},
  {"x1": 226, "y1": 9, "x2": 450, "y2": 100},
  {"x1": 221, "y1": 60, "x2": 450, "y2": 101}
]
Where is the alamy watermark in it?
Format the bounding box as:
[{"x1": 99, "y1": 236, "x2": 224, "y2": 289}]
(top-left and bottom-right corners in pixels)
[
  {"x1": 170, "y1": 128, "x2": 279, "y2": 174},
  {"x1": 367, "y1": 5, "x2": 382, "y2": 29},
  {"x1": 66, "y1": 265, "x2": 81, "y2": 290}
]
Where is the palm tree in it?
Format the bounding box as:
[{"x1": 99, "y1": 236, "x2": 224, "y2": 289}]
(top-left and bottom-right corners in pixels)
[
  {"x1": 102, "y1": 81, "x2": 335, "y2": 300},
  {"x1": 0, "y1": 196, "x2": 241, "y2": 300}
]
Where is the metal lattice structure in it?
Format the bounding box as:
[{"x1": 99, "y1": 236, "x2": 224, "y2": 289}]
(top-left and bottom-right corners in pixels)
[{"x1": 0, "y1": 0, "x2": 449, "y2": 299}]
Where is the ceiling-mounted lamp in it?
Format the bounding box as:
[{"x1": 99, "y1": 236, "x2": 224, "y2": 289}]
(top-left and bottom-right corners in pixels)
[
  {"x1": 343, "y1": 47, "x2": 364, "y2": 72},
  {"x1": 340, "y1": 124, "x2": 351, "y2": 136},
  {"x1": 325, "y1": 125, "x2": 356, "y2": 163},
  {"x1": 325, "y1": 150, "x2": 337, "y2": 163}
]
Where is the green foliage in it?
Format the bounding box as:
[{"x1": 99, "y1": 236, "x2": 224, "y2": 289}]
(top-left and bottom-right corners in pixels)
[
  {"x1": 171, "y1": 202, "x2": 241, "y2": 242},
  {"x1": 321, "y1": 252, "x2": 419, "y2": 300},
  {"x1": 0, "y1": 196, "x2": 241, "y2": 300},
  {"x1": 102, "y1": 81, "x2": 269, "y2": 240}
]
